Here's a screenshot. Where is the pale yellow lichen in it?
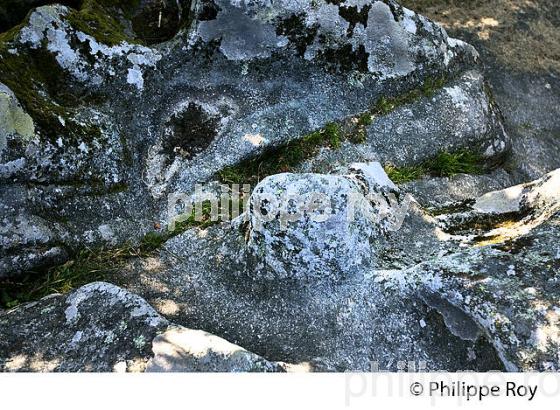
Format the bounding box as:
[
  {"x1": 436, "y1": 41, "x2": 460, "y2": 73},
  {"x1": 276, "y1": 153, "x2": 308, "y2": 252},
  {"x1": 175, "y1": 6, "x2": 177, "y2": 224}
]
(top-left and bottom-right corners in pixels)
[{"x1": 0, "y1": 87, "x2": 35, "y2": 151}]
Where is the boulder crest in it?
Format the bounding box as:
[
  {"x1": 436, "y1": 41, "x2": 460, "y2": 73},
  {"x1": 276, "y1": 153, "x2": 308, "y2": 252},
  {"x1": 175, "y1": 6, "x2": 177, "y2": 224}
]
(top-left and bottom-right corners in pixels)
[
  {"x1": 245, "y1": 162, "x2": 404, "y2": 281},
  {"x1": 193, "y1": 0, "x2": 478, "y2": 74}
]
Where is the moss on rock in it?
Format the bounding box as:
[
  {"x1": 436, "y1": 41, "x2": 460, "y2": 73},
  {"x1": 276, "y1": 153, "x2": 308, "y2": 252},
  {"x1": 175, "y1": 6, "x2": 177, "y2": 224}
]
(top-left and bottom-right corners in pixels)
[
  {"x1": 0, "y1": 8, "x2": 106, "y2": 145},
  {"x1": 217, "y1": 122, "x2": 342, "y2": 186},
  {"x1": 67, "y1": 0, "x2": 141, "y2": 46}
]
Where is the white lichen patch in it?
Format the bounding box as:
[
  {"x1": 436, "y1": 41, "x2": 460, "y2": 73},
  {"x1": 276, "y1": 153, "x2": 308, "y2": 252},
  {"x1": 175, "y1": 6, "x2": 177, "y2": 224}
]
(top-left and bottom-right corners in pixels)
[
  {"x1": 195, "y1": 0, "x2": 472, "y2": 79},
  {"x1": 197, "y1": 1, "x2": 289, "y2": 60},
  {"x1": 64, "y1": 282, "x2": 168, "y2": 328},
  {"x1": 445, "y1": 85, "x2": 471, "y2": 112},
  {"x1": 17, "y1": 5, "x2": 161, "y2": 91},
  {"x1": 97, "y1": 224, "x2": 116, "y2": 245},
  {"x1": 246, "y1": 162, "x2": 402, "y2": 280}
]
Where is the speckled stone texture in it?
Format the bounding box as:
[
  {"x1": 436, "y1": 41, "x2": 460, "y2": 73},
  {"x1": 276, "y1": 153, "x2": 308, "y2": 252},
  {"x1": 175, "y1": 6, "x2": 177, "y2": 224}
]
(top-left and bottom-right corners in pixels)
[{"x1": 0, "y1": 0, "x2": 504, "y2": 278}]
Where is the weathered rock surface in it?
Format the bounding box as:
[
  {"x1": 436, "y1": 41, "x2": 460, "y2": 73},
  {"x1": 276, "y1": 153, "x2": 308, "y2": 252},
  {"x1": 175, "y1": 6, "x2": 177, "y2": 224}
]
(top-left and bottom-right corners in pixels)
[
  {"x1": 1, "y1": 0, "x2": 559, "y2": 373},
  {"x1": 111, "y1": 164, "x2": 502, "y2": 371},
  {"x1": 398, "y1": 0, "x2": 560, "y2": 196},
  {"x1": 0, "y1": 282, "x2": 285, "y2": 372},
  {"x1": 0, "y1": 0, "x2": 507, "y2": 278},
  {"x1": 365, "y1": 70, "x2": 509, "y2": 166},
  {"x1": 3, "y1": 166, "x2": 558, "y2": 372},
  {"x1": 408, "y1": 169, "x2": 560, "y2": 371},
  {"x1": 0, "y1": 282, "x2": 168, "y2": 371}
]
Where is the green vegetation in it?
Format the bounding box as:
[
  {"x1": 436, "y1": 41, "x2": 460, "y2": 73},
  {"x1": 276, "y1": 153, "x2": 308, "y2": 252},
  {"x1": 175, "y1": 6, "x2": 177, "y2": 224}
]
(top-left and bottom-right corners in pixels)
[
  {"x1": 0, "y1": 0, "x2": 147, "y2": 147},
  {"x1": 384, "y1": 149, "x2": 485, "y2": 184},
  {"x1": 357, "y1": 112, "x2": 373, "y2": 127},
  {"x1": 0, "y1": 247, "x2": 130, "y2": 309},
  {"x1": 68, "y1": 0, "x2": 142, "y2": 46},
  {"x1": 218, "y1": 123, "x2": 342, "y2": 186},
  {"x1": 0, "y1": 22, "x2": 103, "y2": 144},
  {"x1": 218, "y1": 76, "x2": 448, "y2": 186},
  {"x1": 169, "y1": 199, "x2": 232, "y2": 233},
  {"x1": 0, "y1": 200, "x2": 223, "y2": 309},
  {"x1": 384, "y1": 164, "x2": 426, "y2": 184},
  {"x1": 371, "y1": 76, "x2": 447, "y2": 116},
  {"x1": 425, "y1": 149, "x2": 483, "y2": 176}
]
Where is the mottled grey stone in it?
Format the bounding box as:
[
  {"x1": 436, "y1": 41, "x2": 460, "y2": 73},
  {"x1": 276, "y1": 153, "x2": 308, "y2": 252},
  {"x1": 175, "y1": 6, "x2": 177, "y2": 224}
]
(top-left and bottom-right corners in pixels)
[
  {"x1": 0, "y1": 1, "x2": 505, "y2": 279},
  {"x1": 365, "y1": 70, "x2": 510, "y2": 166},
  {"x1": 0, "y1": 282, "x2": 168, "y2": 372}
]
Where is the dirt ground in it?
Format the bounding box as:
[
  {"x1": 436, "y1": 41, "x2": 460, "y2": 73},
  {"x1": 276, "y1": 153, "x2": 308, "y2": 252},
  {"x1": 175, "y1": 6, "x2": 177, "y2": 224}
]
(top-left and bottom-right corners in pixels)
[
  {"x1": 400, "y1": 0, "x2": 560, "y2": 73},
  {"x1": 402, "y1": 0, "x2": 560, "y2": 187}
]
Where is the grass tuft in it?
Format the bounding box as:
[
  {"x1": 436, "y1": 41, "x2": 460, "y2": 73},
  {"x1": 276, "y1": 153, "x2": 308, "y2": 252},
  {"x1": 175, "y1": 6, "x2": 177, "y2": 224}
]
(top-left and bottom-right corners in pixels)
[
  {"x1": 218, "y1": 123, "x2": 341, "y2": 186},
  {"x1": 384, "y1": 149, "x2": 485, "y2": 184},
  {"x1": 425, "y1": 149, "x2": 484, "y2": 177},
  {"x1": 384, "y1": 164, "x2": 426, "y2": 184},
  {"x1": 0, "y1": 200, "x2": 225, "y2": 309},
  {"x1": 0, "y1": 247, "x2": 134, "y2": 309}
]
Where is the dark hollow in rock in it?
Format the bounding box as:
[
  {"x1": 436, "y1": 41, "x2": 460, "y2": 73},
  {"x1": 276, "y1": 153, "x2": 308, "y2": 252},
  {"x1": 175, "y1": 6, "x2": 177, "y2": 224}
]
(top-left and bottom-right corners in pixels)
[
  {"x1": 198, "y1": 0, "x2": 221, "y2": 21},
  {"x1": 338, "y1": 4, "x2": 372, "y2": 29},
  {"x1": 318, "y1": 43, "x2": 370, "y2": 73},
  {"x1": 162, "y1": 102, "x2": 220, "y2": 161},
  {"x1": 131, "y1": 0, "x2": 193, "y2": 45}
]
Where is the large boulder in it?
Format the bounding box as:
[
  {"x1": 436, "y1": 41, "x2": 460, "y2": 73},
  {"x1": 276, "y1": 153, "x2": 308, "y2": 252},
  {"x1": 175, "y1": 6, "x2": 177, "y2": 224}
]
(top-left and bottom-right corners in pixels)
[
  {"x1": 0, "y1": 0, "x2": 508, "y2": 279},
  {"x1": 246, "y1": 162, "x2": 401, "y2": 281},
  {"x1": 0, "y1": 1, "x2": 80, "y2": 32}
]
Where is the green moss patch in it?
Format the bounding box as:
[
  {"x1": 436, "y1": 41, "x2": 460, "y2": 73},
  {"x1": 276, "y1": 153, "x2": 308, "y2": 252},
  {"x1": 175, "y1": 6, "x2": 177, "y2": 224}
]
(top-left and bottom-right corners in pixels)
[
  {"x1": 68, "y1": 0, "x2": 141, "y2": 46},
  {"x1": 0, "y1": 1, "x2": 157, "y2": 146},
  {"x1": 425, "y1": 149, "x2": 484, "y2": 177},
  {"x1": 0, "y1": 23, "x2": 104, "y2": 144}
]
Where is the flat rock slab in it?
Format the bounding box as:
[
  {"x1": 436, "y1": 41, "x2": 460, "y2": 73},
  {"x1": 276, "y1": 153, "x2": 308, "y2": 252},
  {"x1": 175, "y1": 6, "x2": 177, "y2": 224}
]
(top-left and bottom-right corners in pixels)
[
  {"x1": 0, "y1": 282, "x2": 289, "y2": 372},
  {"x1": 0, "y1": 282, "x2": 168, "y2": 372}
]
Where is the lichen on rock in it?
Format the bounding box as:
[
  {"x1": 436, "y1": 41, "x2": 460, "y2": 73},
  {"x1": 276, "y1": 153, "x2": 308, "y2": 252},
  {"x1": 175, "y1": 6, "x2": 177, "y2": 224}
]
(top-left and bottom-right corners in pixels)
[
  {"x1": 1, "y1": 0, "x2": 558, "y2": 374},
  {"x1": 245, "y1": 162, "x2": 402, "y2": 281},
  {"x1": 0, "y1": 83, "x2": 35, "y2": 154}
]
